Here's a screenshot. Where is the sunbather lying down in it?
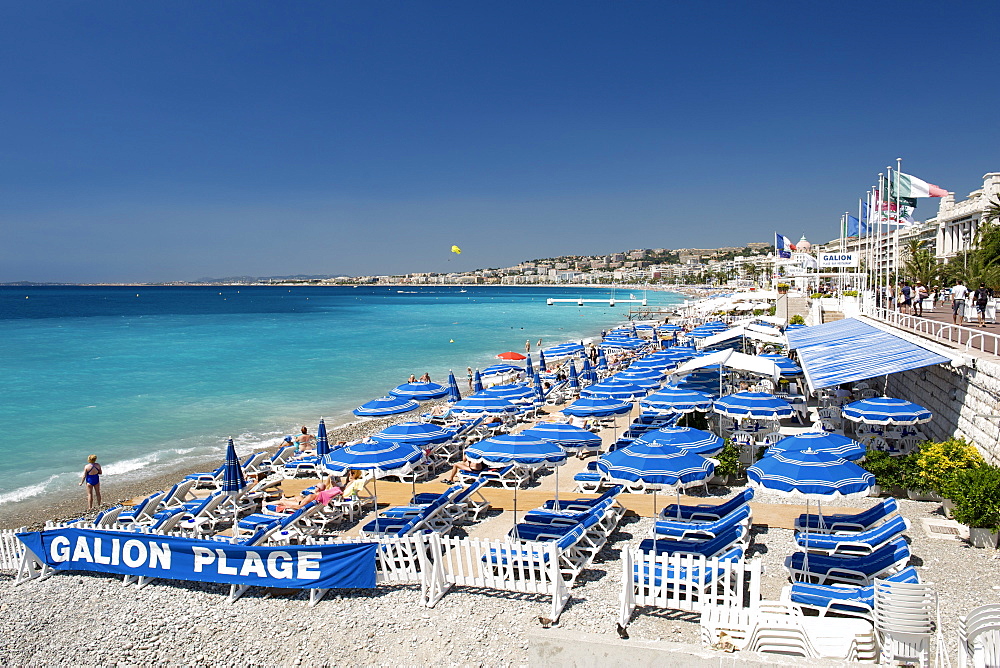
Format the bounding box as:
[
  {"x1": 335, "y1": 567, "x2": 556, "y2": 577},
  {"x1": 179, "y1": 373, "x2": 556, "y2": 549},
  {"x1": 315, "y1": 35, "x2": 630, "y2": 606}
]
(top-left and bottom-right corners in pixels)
[
  {"x1": 442, "y1": 457, "x2": 485, "y2": 483},
  {"x1": 273, "y1": 476, "x2": 342, "y2": 512}
]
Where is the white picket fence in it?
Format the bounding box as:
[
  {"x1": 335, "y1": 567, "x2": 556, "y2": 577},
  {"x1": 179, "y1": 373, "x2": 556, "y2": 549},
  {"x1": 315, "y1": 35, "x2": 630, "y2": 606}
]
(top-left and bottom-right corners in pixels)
[
  {"x1": 620, "y1": 549, "x2": 762, "y2": 627},
  {"x1": 0, "y1": 529, "x2": 26, "y2": 571}
]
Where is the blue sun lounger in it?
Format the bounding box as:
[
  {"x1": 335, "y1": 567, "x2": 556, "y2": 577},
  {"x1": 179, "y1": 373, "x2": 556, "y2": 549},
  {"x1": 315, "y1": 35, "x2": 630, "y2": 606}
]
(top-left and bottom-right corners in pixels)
[
  {"x1": 784, "y1": 536, "x2": 911, "y2": 586},
  {"x1": 784, "y1": 565, "x2": 920, "y2": 620},
  {"x1": 638, "y1": 525, "x2": 747, "y2": 559},
  {"x1": 359, "y1": 493, "x2": 454, "y2": 537},
  {"x1": 795, "y1": 514, "x2": 910, "y2": 556},
  {"x1": 793, "y1": 498, "x2": 899, "y2": 534},
  {"x1": 653, "y1": 504, "x2": 751, "y2": 541},
  {"x1": 237, "y1": 501, "x2": 318, "y2": 534},
  {"x1": 409, "y1": 477, "x2": 491, "y2": 521},
  {"x1": 538, "y1": 485, "x2": 625, "y2": 513},
  {"x1": 632, "y1": 546, "x2": 744, "y2": 588},
  {"x1": 658, "y1": 489, "x2": 754, "y2": 523}
]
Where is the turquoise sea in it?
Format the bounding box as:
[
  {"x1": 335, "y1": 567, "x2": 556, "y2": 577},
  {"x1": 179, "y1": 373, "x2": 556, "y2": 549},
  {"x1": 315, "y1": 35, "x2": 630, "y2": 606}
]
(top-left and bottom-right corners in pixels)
[{"x1": 0, "y1": 285, "x2": 682, "y2": 506}]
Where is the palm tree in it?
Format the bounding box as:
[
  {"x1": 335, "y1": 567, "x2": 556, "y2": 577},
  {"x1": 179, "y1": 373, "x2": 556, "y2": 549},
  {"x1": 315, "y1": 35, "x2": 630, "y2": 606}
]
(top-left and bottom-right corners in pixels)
[{"x1": 902, "y1": 239, "x2": 939, "y2": 287}]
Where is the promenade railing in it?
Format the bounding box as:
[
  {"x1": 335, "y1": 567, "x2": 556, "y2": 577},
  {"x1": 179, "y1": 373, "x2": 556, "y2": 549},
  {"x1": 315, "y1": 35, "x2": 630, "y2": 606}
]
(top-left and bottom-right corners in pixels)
[{"x1": 863, "y1": 305, "x2": 1000, "y2": 357}]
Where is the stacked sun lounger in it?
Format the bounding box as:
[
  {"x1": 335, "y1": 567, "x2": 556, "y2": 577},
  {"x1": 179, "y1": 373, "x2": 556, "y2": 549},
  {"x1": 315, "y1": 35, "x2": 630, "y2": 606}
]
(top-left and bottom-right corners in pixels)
[{"x1": 359, "y1": 486, "x2": 464, "y2": 538}]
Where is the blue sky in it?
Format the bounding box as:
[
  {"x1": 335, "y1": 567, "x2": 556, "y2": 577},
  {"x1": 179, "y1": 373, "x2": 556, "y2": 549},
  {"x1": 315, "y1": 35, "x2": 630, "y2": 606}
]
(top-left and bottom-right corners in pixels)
[{"x1": 2, "y1": 1, "x2": 998, "y2": 282}]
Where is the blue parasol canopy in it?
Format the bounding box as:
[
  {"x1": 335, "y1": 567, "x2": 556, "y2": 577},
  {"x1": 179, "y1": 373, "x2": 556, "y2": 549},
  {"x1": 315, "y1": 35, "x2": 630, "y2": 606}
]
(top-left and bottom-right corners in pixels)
[
  {"x1": 390, "y1": 381, "x2": 450, "y2": 400},
  {"x1": 597, "y1": 443, "x2": 715, "y2": 488},
  {"x1": 562, "y1": 396, "x2": 632, "y2": 418},
  {"x1": 640, "y1": 387, "x2": 714, "y2": 414},
  {"x1": 567, "y1": 360, "x2": 580, "y2": 390},
  {"x1": 525, "y1": 353, "x2": 534, "y2": 378},
  {"x1": 759, "y1": 354, "x2": 803, "y2": 377},
  {"x1": 747, "y1": 449, "x2": 874, "y2": 499},
  {"x1": 446, "y1": 370, "x2": 462, "y2": 403},
  {"x1": 473, "y1": 369, "x2": 484, "y2": 393},
  {"x1": 579, "y1": 357, "x2": 598, "y2": 383},
  {"x1": 841, "y1": 397, "x2": 932, "y2": 426},
  {"x1": 482, "y1": 363, "x2": 523, "y2": 377},
  {"x1": 581, "y1": 379, "x2": 646, "y2": 401},
  {"x1": 632, "y1": 426, "x2": 724, "y2": 455},
  {"x1": 372, "y1": 421, "x2": 453, "y2": 445},
  {"x1": 323, "y1": 439, "x2": 424, "y2": 476},
  {"x1": 450, "y1": 395, "x2": 521, "y2": 415},
  {"x1": 354, "y1": 395, "x2": 420, "y2": 418},
  {"x1": 466, "y1": 433, "x2": 566, "y2": 468},
  {"x1": 522, "y1": 422, "x2": 602, "y2": 452},
  {"x1": 482, "y1": 383, "x2": 536, "y2": 404},
  {"x1": 765, "y1": 431, "x2": 866, "y2": 461},
  {"x1": 221, "y1": 438, "x2": 247, "y2": 494}
]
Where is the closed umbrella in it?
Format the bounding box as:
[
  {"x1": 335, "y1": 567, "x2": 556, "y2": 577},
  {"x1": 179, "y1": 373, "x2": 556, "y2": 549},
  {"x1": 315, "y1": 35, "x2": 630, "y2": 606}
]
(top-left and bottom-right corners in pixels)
[
  {"x1": 446, "y1": 370, "x2": 462, "y2": 403},
  {"x1": 567, "y1": 360, "x2": 580, "y2": 392},
  {"x1": 221, "y1": 438, "x2": 247, "y2": 537},
  {"x1": 841, "y1": 397, "x2": 932, "y2": 426},
  {"x1": 473, "y1": 369, "x2": 484, "y2": 393},
  {"x1": 353, "y1": 395, "x2": 420, "y2": 418},
  {"x1": 315, "y1": 418, "x2": 331, "y2": 457},
  {"x1": 579, "y1": 357, "x2": 598, "y2": 384},
  {"x1": 525, "y1": 353, "x2": 534, "y2": 378},
  {"x1": 539, "y1": 351, "x2": 547, "y2": 372}
]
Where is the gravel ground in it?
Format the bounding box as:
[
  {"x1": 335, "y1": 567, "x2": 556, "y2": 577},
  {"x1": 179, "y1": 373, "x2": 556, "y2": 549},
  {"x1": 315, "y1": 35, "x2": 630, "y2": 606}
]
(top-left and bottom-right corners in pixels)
[{"x1": 4, "y1": 485, "x2": 997, "y2": 666}]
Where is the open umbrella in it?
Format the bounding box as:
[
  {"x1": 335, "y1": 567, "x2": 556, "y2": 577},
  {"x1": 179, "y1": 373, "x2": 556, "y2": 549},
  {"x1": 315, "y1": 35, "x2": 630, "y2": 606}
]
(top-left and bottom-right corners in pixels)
[
  {"x1": 582, "y1": 379, "x2": 646, "y2": 401},
  {"x1": 633, "y1": 426, "x2": 724, "y2": 456},
  {"x1": 316, "y1": 418, "x2": 331, "y2": 457},
  {"x1": 372, "y1": 421, "x2": 453, "y2": 444},
  {"x1": 482, "y1": 363, "x2": 523, "y2": 377},
  {"x1": 759, "y1": 354, "x2": 804, "y2": 377},
  {"x1": 522, "y1": 422, "x2": 602, "y2": 455},
  {"x1": 450, "y1": 395, "x2": 521, "y2": 416},
  {"x1": 841, "y1": 397, "x2": 932, "y2": 426},
  {"x1": 765, "y1": 431, "x2": 866, "y2": 461},
  {"x1": 353, "y1": 395, "x2": 420, "y2": 418},
  {"x1": 466, "y1": 433, "x2": 566, "y2": 532},
  {"x1": 323, "y1": 439, "x2": 425, "y2": 520},
  {"x1": 562, "y1": 396, "x2": 632, "y2": 418},
  {"x1": 497, "y1": 351, "x2": 527, "y2": 360},
  {"x1": 482, "y1": 383, "x2": 535, "y2": 404},
  {"x1": 390, "y1": 382, "x2": 450, "y2": 400},
  {"x1": 640, "y1": 387, "x2": 713, "y2": 414},
  {"x1": 221, "y1": 438, "x2": 247, "y2": 537},
  {"x1": 713, "y1": 391, "x2": 794, "y2": 420},
  {"x1": 748, "y1": 448, "x2": 874, "y2": 573}
]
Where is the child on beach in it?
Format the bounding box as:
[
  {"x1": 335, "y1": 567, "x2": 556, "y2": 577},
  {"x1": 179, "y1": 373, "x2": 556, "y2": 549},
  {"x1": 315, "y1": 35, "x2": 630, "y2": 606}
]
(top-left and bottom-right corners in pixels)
[{"x1": 79, "y1": 454, "x2": 102, "y2": 510}]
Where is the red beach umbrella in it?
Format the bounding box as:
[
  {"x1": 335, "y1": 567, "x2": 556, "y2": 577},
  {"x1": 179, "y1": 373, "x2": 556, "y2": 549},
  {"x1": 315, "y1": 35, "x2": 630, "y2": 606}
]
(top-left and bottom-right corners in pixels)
[{"x1": 496, "y1": 351, "x2": 527, "y2": 360}]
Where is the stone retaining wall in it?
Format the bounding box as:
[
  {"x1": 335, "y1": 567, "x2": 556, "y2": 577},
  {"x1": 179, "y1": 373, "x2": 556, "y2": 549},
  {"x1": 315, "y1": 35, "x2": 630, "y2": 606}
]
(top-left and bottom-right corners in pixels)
[{"x1": 885, "y1": 356, "x2": 1000, "y2": 464}]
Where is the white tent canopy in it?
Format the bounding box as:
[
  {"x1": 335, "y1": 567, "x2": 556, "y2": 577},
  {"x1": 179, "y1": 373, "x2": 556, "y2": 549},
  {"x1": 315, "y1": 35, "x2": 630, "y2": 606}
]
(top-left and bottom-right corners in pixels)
[
  {"x1": 695, "y1": 325, "x2": 787, "y2": 350},
  {"x1": 673, "y1": 349, "x2": 782, "y2": 383}
]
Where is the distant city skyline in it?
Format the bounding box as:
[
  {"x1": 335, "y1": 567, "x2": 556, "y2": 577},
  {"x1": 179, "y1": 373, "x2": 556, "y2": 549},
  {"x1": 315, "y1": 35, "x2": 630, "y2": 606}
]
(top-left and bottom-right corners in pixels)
[{"x1": 2, "y1": 2, "x2": 997, "y2": 283}]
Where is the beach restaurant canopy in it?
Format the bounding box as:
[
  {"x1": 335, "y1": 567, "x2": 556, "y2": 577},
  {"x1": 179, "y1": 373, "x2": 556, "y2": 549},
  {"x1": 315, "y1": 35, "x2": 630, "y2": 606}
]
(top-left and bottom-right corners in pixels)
[
  {"x1": 786, "y1": 318, "x2": 954, "y2": 393},
  {"x1": 672, "y1": 349, "x2": 782, "y2": 383},
  {"x1": 695, "y1": 324, "x2": 786, "y2": 350}
]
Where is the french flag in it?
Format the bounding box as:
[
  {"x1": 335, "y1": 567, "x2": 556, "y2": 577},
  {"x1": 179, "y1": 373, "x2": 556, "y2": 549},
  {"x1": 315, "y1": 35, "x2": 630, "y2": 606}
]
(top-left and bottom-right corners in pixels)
[{"x1": 775, "y1": 233, "x2": 796, "y2": 259}]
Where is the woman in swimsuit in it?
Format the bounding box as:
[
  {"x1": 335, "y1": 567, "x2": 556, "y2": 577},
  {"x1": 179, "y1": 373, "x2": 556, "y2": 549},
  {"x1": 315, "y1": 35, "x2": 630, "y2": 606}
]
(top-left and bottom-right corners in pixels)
[{"x1": 79, "y1": 454, "x2": 102, "y2": 510}]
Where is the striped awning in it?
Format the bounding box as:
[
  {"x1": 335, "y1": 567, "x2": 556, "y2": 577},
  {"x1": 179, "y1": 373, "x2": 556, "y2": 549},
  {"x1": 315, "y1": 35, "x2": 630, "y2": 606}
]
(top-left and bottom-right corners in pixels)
[{"x1": 786, "y1": 318, "x2": 951, "y2": 392}]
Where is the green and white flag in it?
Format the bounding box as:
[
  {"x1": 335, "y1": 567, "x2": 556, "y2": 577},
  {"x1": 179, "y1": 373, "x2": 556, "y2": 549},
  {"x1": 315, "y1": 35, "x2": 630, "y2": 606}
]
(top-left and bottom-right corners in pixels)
[{"x1": 893, "y1": 172, "x2": 947, "y2": 198}]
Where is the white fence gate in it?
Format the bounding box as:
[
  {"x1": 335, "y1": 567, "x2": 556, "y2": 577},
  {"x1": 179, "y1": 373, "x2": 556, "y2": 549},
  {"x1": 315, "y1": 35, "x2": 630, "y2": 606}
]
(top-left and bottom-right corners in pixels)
[{"x1": 0, "y1": 529, "x2": 26, "y2": 571}]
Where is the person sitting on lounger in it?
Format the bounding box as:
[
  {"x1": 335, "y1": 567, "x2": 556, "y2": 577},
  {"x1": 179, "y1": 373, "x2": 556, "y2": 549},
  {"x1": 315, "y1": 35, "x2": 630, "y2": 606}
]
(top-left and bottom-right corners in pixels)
[
  {"x1": 273, "y1": 476, "x2": 341, "y2": 512},
  {"x1": 441, "y1": 456, "x2": 485, "y2": 483},
  {"x1": 293, "y1": 426, "x2": 316, "y2": 452}
]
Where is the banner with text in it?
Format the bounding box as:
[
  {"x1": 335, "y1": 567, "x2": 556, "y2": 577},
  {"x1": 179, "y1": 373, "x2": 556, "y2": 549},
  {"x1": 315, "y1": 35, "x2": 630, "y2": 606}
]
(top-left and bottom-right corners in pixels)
[
  {"x1": 16, "y1": 528, "x2": 377, "y2": 589},
  {"x1": 818, "y1": 253, "x2": 859, "y2": 268}
]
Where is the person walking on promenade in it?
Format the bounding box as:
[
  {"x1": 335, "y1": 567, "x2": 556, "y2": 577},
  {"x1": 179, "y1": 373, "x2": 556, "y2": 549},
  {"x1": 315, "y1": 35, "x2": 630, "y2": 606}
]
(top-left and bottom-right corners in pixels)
[
  {"x1": 952, "y1": 280, "x2": 969, "y2": 325},
  {"x1": 79, "y1": 454, "x2": 102, "y2": 510},
  {"x1": 914, "y1": 282, "x2": 928, "y2": 316},
  {"x1": 974, "y1": 283, "x2": 993, "y2": 327}
]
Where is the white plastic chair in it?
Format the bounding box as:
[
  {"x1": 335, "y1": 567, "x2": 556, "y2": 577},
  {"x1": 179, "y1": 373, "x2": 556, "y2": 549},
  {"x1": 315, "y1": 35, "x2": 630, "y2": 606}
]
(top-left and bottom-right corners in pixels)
[
  {"x1": 874, "y1": 578, "x2": 936, "y2": 668},
  {"x1": 959, "y1": 604, "x2": 1000, "y2": 668}
]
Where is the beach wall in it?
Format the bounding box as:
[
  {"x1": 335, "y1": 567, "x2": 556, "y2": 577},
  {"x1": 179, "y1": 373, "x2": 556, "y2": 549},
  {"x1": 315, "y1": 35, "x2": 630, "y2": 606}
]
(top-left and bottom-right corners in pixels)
[{"x1": 885, "y1": 357, "x2": 1000, "y2": 464}]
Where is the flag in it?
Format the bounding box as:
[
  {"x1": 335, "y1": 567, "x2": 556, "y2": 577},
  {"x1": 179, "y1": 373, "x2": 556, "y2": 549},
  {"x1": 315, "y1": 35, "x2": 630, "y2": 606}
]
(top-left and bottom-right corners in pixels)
[
  {"x1": 893, "y1": 172, "x2": 947, "y2": 198},
  {"x1": 775, "y1": 232, "x2": 796, "y2": 259},
  {"x1": 846, "y1": 215, "x2": 867, "y2": 238}
]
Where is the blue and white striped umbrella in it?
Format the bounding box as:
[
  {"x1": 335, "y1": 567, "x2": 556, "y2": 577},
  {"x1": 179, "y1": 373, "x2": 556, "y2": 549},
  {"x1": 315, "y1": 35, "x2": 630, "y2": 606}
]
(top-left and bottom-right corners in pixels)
[
  {"x1": 482, "y1": 383, "x2": 536, "y2": 403},
  {"x1": 640, "y1": 387, "x2": 714, "y2": 414},
  {"x1": 765, "y1": 431, "x2": 866, "y2": 462},
  {"x1": 322, "y1": 439, "x2": 424, "y2": 476},
  {"x1": 390, "y1": 381, "x2": 450, "y2": 400},
  {"x1": 316, "y1": 418, "x2": 331, "y2": 457},
  {"x1": 522, "y1": 422, "x2": 602, "y2": 452},
  {"x1": 372, "y1": 421, "x2": 453, "y2": 445},
  {"x1": 532, "y1": 371, "x2": 545, "y2": 405},
  {"x1": 466, "y1": 433, "x2": 567, "y2": 468},
  {"x1": 579, "y1": 357, "x2": 598, "y2": 383},
  {"x1": 628, "y1": 357, "x2": 677, "y2": 372},
  {"x1": 538, "y1": 350, "x2": 547, "y2": 372},
  {"x1": 446, "y1": 370, "x2": 462, "y2": 403},
  {"x1": 525, "y1": 354, "x2": 534, "y2": 378},
  {"x1": 613, "y1": 369, "x2": 664, "y2": 389},
  {"x1": 353, "y1": 395, "x2": 420, "y2": 418},
  {"x1": 595, "y1": 348, "x2": 608, "y2": 372},
  {"x1": 450, "y1": 395, "x2": 521, "y2": 416},
  {"x1": 567, "y1": 360, "x2": 580, "y2": 391},
  {"x1": 473, "y1": 369, "x2": 484, "y2": 393},
  {"x1": 841, "y1": 397, "x2": 932, "y2": 426},
  {"x1": 747, "y1": 449, "x2": 874, "y2": 499},
  {"x1": 221, "y1": 438, "x2": 247, "y2": 494},
  {"x1": 633, "y1": 426, "x2": 724, "y2": 455},
  {"x1": 562, "y1": 396, "x2": 633, "y2": 418},
  {"x1": 758, "y1": 354, "x2": 803, "y2": 377},
  {"x1": 582, "y1": 379, "x2": 647, "y2": 401},
  {"x1": 714, "y1": 391, "x2": 794, "y2": 420},
  {"x1": 482, "y1": 363, "x2": 523, "y2": 377},
  {"x1": 597, "y1": 443, "x2": 715, "y2": 489},
  {"x1": 601, "y1": 337, "x2": 648, "y2": 350}
]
